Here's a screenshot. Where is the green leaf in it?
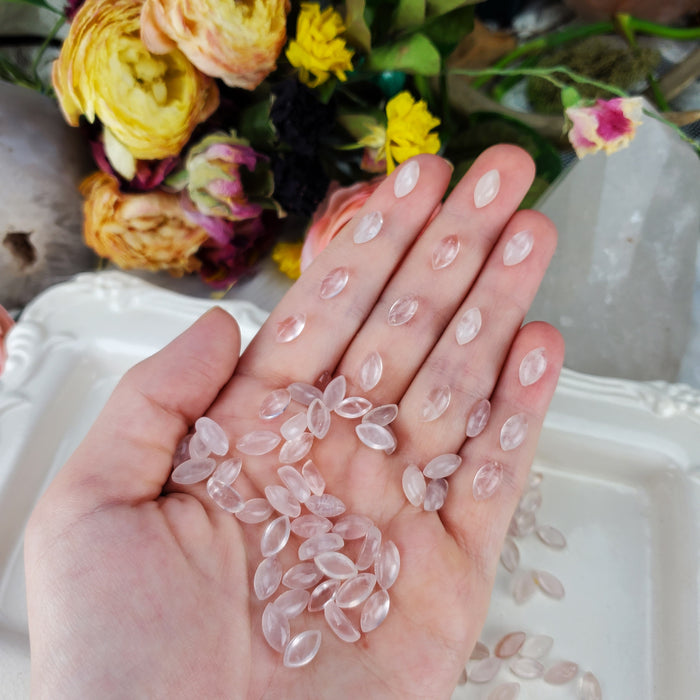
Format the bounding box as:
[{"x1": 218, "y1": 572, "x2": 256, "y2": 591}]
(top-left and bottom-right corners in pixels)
[
  {"x1": 237, "y1": 98, "x2": 276, "y2": 150},
  {"x1": 366, "y1": 34, "x2": 441, "y2": 76},
  {"x1": 336, "y1": 112, "x2": 383, "y2": 141},
  {"x1": 344, "y1": 0, "x2": 372, "y2": 53},
  {"x1": 426, "y1": 0, "x2": 479, "y2": 16},
  {"x1": 560, "y1": 86, "x2": 582, "y2": 109},
  {"x1": 422, "y1": 6, "x2": 474, "y2": 56},
  {"x1": 392, "y1": 0, "x2": 425, "y2": 31},
  {"x1": 4, "y1": 0, "x2": 62, "y2": 13}
]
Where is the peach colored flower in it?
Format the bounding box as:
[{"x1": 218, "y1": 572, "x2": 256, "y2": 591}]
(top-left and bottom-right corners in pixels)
[
  {"x1": 141, "y1": 0, "x2": 290, "y2": 90},
  {"x1": 53, "y1": 0, "x2": 218, "y2": 161},
  {"x1": 0, "y1": 305, "x2": 14, "y2": 377},
  {"x1": 300, "y1": 177, "x2": 384, "y2": 271},
  {"x1": 566, "y1": 97, "x2": 643, "y2": 158},
  {"x1": 80, "y1": 171, "x2": 209, "y2": 275}
]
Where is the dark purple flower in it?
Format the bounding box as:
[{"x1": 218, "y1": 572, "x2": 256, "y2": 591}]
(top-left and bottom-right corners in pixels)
[{"x1": 272, "y1": 152, "x2": 330, "y2": 217}]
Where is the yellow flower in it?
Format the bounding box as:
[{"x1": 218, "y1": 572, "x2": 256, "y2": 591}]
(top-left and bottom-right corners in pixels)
[
  {"x1": 286, "y1": 3, "x2": 354, "y2": 88},
  {"x1": 272, "y1": 241, "x2": 303, "y2": 280},
  {"x1": 80, "y1": 171, "x2": 209, "y2": 275},
  {"x1": 141, "y1": 0, "x2": 290, "y2": 90},
  {"x1": 385, "y1": 91, "x2": 441, "y2": 173},
  {"x1": 53, "y1": 0, "x2": 218, "y2": 161}
]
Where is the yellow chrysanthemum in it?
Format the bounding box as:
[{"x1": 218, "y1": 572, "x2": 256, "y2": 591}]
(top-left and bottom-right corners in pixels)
[
  {"x1": 286, "y1": 3, "x2": 354, "y2": 88},
  {"x1": 385, "y1": 91, "x2": 441, "y2": 174},
  {"x1": 272, "y1": 241, "x2": 303, "y2": 280}
]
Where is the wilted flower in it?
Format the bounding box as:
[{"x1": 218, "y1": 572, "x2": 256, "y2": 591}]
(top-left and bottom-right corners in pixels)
[
  {"x1": 286, "y1": 3, "x2": 354, "y2": 88},
  {"x1": 301, "y1": 177, "x2": 384, "y2": 271},
  {"x1": 167, "y1": 131, "x2": 275, "y2": 221},
  {"x1": 0, "y1": 305, "x2": 14, "y2": 377},
  {"x1": 385, "y1": 91, "x2": 441, "y2": 173},
  {"x1": 53, "y1": 0, "x2": 219, "y2": 160},
  {"x1": 141, "y1": 0, "x2": 290, "y2": 90},
  {"x1": 80, "y1": 171, "x2": 209, "y2": 275},
  {"x1": 566, "y1": 97, "x2": 644, "y2": 158}
]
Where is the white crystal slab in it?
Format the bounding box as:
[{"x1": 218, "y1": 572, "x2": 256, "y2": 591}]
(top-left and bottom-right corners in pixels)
[{"x1": 0, "y1": 271, "x2": 698, "y2": 699}]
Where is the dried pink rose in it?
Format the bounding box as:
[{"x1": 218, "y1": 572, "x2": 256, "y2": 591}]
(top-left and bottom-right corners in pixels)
[{"x1": 565, "y1": 96, "x2": 643, "y2": 158}]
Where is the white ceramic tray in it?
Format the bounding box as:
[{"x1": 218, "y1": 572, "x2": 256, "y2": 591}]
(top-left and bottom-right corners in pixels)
[{"x1": 1, "y1": 272, "x2": 698, "y2": 699}]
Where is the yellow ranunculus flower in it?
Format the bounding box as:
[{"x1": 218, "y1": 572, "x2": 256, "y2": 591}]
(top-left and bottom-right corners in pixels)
[
  {"x1": 385, "y1": 91, "x2": 441, "y2": 174},
  {"x1": 53, "y1": 0, "x2": 219, "y2": 161},
  {"x1": 80, "y1": 172, "x2": 209, "y2": 275},
  {"x1": 286, "y1": 3, "x2": 354, "y2": 88},
  {"x1": 141, "y1": 0, "x2": 290, "y2": 90},
  {"x1": 272, "y1": 241, "x2": 303, "y2": 280}
]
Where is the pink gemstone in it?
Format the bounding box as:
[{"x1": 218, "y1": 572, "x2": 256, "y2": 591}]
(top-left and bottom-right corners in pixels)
[
  {"x1": 262, "y1": 602, "x2": 290, "y2": 652},
  {"x1": 298, "y1": 532, "x2": 344, "y2": 561},
  {"x1": 210, "y1": 457, "x2": 242, "y2": 486},
  {"x1": 235, "y1": 498, "x2": 273, "y2": 524},
  {"x1": 206, "y1": 479, "x2": 244, "y2": 513},
  {"x1": 423, "y1": 478, "x2": 448, "y2": 511},
  {"x1": 432, "y1": 234, "x2": 460, "y2": 270},
  {"x1": 172, "y1": 434, "x2": 191, "y2": 467},
  {"x1": 510, "y1": 509, "x2": 536, "y2": 537},
  {"x1": 171, "y1": 457, "x2": 216, "y2": 485},
  {"x1": 358, "y1": 351, "x2": 383, "y2": 391},
  {"x1": 307, "y1": 398, "x2": 331, "y2": 439},
  {"x1": 503, "y1": 229, "x2": 534, "y2": 266},
  {"x1": 387, "y1": 294, "x2": 419, "y2": 326},
  {"x1": 324, "y1": 601, "x2": 360, "y2": 642},
  {"x1": 356, "y1": 525, "x2": 382, "y2": 570},
  {"x1": 534, "y1": 570, "x2": 565, "y2": 599},
  {"x1": 500, "y1": 413, "x2": 528, "y2": 451},
  {"x1": 315, "y1": 551, "x2": 357, "y2": 579},
  {"x1": 469, "y1": 656, "x2": 501, "y2": 683},
  {"x1": 282, "y1": 562, "x2": 324, "y2": 590},
  {"x1": 194, "y1": 416, "x2": 229, "y2": 456},
  {"x1": 394, "y1": 160, "x2": 419, "y2": 198},
  {"x1": 474, "y1": 168, "x2": 500, "y2": 208},
  {"x1": 280, "y1": 412, "x2": 308, "y2": 441},
  {"x1": 259, "y1": 388, "x2": 291, "y2": 419},
  {"x1": 579, "y1": 671, "x2": 602, "y2": 700},
  {"x1": 355, "y1": 422, "x2": 396, "y2": 450},
  {"x1": 283, "y1": 630, "x2": 322, "y2": 668},
  {"x1": 188, "y1": 433, "x2": 210, "y2": 459},
  {"x1": 511, "y1": 570, "x2": 536, "y2": 604},
  {"x1": 332, "y1": 514, "x2": 372, "y2": 540},
  {"x1": 335, "y1": 396, "x2": 372, "y2": 418},
  {"x1": 288, "y1": 382, "x2": 323, "y2": 406},
  {"x1": 419, "y1": 385, "x2": 451, "y2": 422},
  {"x1": 509, "y1": 657, "x2": 544, "y2": 679},
  {"x1": 494, "y1": 631, "x2": 526, "y2": 658},
  {"x1": 307, "y1": 578, "x2": 340, "y2": 611},
  {"x1": 335, "y1": 573, "x2": 376, "y2": 608},
  {"x1": 488, "y1": 682, "x2": 520, "y2": 700},
  {"x1": 279, "y1": 432, "x2": 314, "y2": 463},
  {"x1": 374, "y1": 540, "x2": 400, "y2": 590},
  {"x1": 473, "y1": 461, "x2": 503, "y2": 501},
  {"x1": 470, "y1": 641, "x2": 490, "y2": 660},
  {"x1": 290, "y1": 513, "x2": 332, "y2": 538},
  {"x1": 261, "y1": 515, "x2": 291, "y2": 557},
  {"x1": 519, "y1": 635, "x2": 553, "y2": 659},
  {"x1": 353, "y1": 210, "x2": 383, "y2": 244},
  {"x1": 500, "y1": 537, "x2": 520, "y2": 573},
  {"x1": 536, "y1": 524, "x2": 567, "y2": 549},
  {"x1": 305, "y1": 493, "x2": 346, "y2": 518},
  {"x1": 276, "y1": 313, "x2": 306, "y2": 343},
  {"x1": 456, "y1": 307, "x2": 482, "y2": 345},
  {"x1": 302, "y1": 460, "x2": 325, "y2": 495},
  {"x1": 519, "y1": 346, "x2": 547, "y2": 386},
  {"x1": 277, "y1": 465, "x2": 311, "y2": 503},
  {"x1": 273, "y1": 589, "x2": 310, "y2": 618},
  {"x1": 265, "y1": 484, "x2": 301, "y2": 518},
  {"x1": 423, "y1": 453, "x2": 462, "y2": 479},
  {"x1": 466, "y1": 398, "x2": 491, "y2": 437},
  {"x1": 236, "y1": 430, "x2": 281, "y2": 456},
  {"x1": 362, "y1": 403, "x2": 398, "y2": 426},
  {"x1": 543, "y1": 660, "x2": 579, "y2": 685},
  {"x1": 402, "y1": 464, "x2": 426, "y2": 507},
  {"x1": 519, "y1": 487, "x2": 542, "y2": 513},
  {"x1": 320, "y1": 266, "x2": 349, "y2": 299},
  {"x1": 322, "y1": 375, "x2": 346, "y2": 411},
  {"x1": 254, "y1": 556, "x2": 283, "y2": 600},
  {"x1": 360, "y1": 588, "x2": 390, "y2": 632}
]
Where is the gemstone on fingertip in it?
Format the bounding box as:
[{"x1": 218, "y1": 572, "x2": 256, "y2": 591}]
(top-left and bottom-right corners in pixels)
[
  {"x1": 466, "y1": 398, "x2": 491, "y2": 437},
  {"x1": 473, "y1": 461, "x2": 503, "y2": 501},
  {"x1": 276, "y1": 313, "x2": 306, "y2": 343},
  {"x1": 354, "y1": 211, "x2": 383, "y2": 244},
  {"x1": 519, "y1": 346, "x2": 547, "y2": 386},
  {"x1": 456, "y1": 307, "x2": 482, "y2": 345},
  {"x1": 358, "y1": 351, "x2": 383, "y2": 391},
  {"x1": 500, "y1": 413, "x2": 528, "y2": 451},
  {"x1": 320, "y1": 267, "x2": 350, "y2": 298},
  {"x1": 388, "y1": 294, "x2": 419, "y2": 326},
  {"x1": 432, "y1": 235, "x2": 460, "y2": 270},
  {"x1": 474, "y1": 169, "x2": 500, "y2": 208},
  {"x1": 419, "y1": 385, "x2": 451, "y2": 422},
  {"x1": 394, "y1": 159, "x2": 419, "y2": 198},
  {"x1": 503, "y1": 229, "x2": 534, "y2": 266}
]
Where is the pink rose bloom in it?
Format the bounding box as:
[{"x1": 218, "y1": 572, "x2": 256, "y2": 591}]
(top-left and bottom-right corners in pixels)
[
  {"x1": 301, "y1": 178, "x2": 384, "y2": 271},
  {"x1": 566, "y1": 97, "x2": 643, "y2": 158},
  {"x1": 0, "y1": 305, "x2": 15, "y2": 377}
]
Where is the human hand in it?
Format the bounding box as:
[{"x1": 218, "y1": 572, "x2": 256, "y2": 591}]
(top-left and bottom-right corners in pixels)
[{"x1": 25, "y1": 145, "x2": 563, "y2": 699}]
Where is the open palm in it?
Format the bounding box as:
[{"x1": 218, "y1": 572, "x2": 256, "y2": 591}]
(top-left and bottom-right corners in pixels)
[{"x1": 25, "y1": 146, "x2": 563, "y2": 700}]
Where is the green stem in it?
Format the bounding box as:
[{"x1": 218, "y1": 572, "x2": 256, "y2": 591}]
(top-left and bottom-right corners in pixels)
[
  {"x1": 641, "y1": 108, "x2": 700, "y2": 154},
  {"x1": 30, "y1": 14, "x2": 65, "y2": 86}
]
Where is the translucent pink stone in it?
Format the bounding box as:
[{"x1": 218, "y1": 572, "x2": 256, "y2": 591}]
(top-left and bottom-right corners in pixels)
[
  {"x1": 282, "y1": 562, "x2": 324, "y2": 590},
  {"x1": 355, "y1": 422, "x2": 396, "y2": 451},
  {"x1": 172, "y1": 434, "x2": 191, "y2": 467},
  {"x1": 276, "y1": 313, "x2": 306, "y2": 343},
  {"x1": 358, "y1": 351, "x2": 383, "y2": 391},
  {"x1": 518, "y1": 487, "x2": 542, "y2": 513},
  {"x1": 356, "y1": 525, "x2": 382, "y2": 570},
  {"x1": 206, "y1": 479, "x2": 244, "y2": 513},
  {"x1": 171, "y1": 457, "x2": 216, "y2": 485},
  {"x1": 235, "y1": 498, "x2": 274, "y2": 523},
  {"x1": 307, "y1": 398, "x2": 331, "y2": 439},
  {"x1": 503, "y1": 229, "x2": 534, "y2": 266},
  {"x1": 470, "y1": 641, "x2": 490, "y2": 660},
  {"x1": 360, "y1": 588, "x2": 390, "y2": 632},
  {"x1": 236, "y1": 430, "x2": 281, "y2": 456},
  {"x1": 324, "y1": 601, "x2": 361, "y2": 642},
  {"x1": 456, "y1": 307, "x2": 482, "y2": 345},
  {"x1": 354, "y1": 210, "x2": 383, "y2": 244},
  {"x1": 320, "y1": 266, "x2": 349, "y2": 299},
  {"x1": 283, "y1": 630, "x2": 322, "y2": 668},
  {"x1": 579, "y1": 671, "x2": 602, "y2": 700},
  {"x1": 362, "y1": 403, "x2": 398, "y2": 426},
  {"x1": 302, "y1": 460, "x2": 325, "y2": 495},
  {"x1": 536, "y1": 524, "x2": 567, "y2": 549},
  {"x1": 423, "y1": 453, "x2": 462, "y2": 479},
  {"x1": 423, "y1": 477, "x2": 448, "y2": 511},
  {"x1": 332, "y1": 514, "x2": 372, "y2": 540},
  {"x1": 259, "y1": 388, "x2": 291, "y2": 420},
  {"x1": 511, "y1": 569, "x2": 536, "y2": 604},
  {"x1": 315, "y1": 369, "x2": 332, "y2": 391},
  {"x1": 500, "y1": 413, "x2": 528, "y2": 451},
  {"x1": 305, "y1": 493, "x2": 346, "y2": 518},
  {"x1": 262, "y1": 602, "x2": 290, "y2": 652},
  {"x1": 509, "y1": 657, "x2": 544, "y2": 679},
  {"x1": 273, "y1": 588, "x2": 310, "y2": 618},
  {"x1": 298, "y1": 532, "x2": 344, "y2": 561},
  {"x1": 280, "y1": 412, "x2": 308, "y2": 441},
  {"x1": 265, "y1": 485, "x2": 302, "y2": 518},
  {"x1": 279, "y1": 432, "x2": 314, "y2": 463},
  {"x1": 335, "y1": 396, "x2": 372, "y2": 418},
  {"x1": 534, "y1": 570, "x2": 565, "y2": 599},
  {"x1": 402, "y1": 464, "x2": 426, "y2": 507},
  {"x1": 544, "y1": 660, "x2": 579, "y2": 685},
  {"x1": 494, "y1": 631, "x2": 526, "y2": 658},
  {"x1": 473, "y1": 461, "x2": 503, "y2": 501},
  {"x1": 261, "y1": 515, "x2": 291, "y2": 557},
  {"x1": 315, "y1": 551, "x2": 357, "y2": 579},
  {"x1": 500, "y1": 537, "x2": 520, "y2": 573},
  {"x1": 188, "y1": 433, "x2": 210, "y2": 459},
  {"x1": 335, "y1": 573, "x2": 376, "y2": 608},
  {"x1": 210, "y1": 457, "x2": 242, "y2": 486},
  {"x1": 322, "y1": 375, "x2": 346, "y2": 411},
  {"x1": 288, "y1": 382, "x2": 323, "y2": 406},
  {"x1": 290, "y1": 513, "x2": 332, "y2": 538},
  {"x1": 466, "y1": 398, "x2": 491, "y2": 437},
  {"x1": 194, "y1": 416, "x2": 229, "y2": 456},
  {"x1": 374, "y1": 540, "x2": 400, "y2": 590},
  {"x1": 393, "y1": 159, "x2": 419, "y2": 198},
  {"x1": 469, "y1": 656, "x2": 501, "y2": 683},
  {"x1": 382, "y1": 426, "x2": 397, "y2": 455},
  {"x1": 488, "y1": 682, "x2": 521, "y2": 700},
  {"x1": 519, "y1": 346, "x2": 547, "y2": 387},
  {"x1": 308, "y1": 578, "x2": 340, "y2": 611},
  {"x1": 254, "y1": 555, "x2": 283, "y2": 600},
  {"x1": 474, "y1": 168, "x2": 500, "y2": 208},
  {"x1": 510, "y1": 509, "x2": 537, "y2": 537},
  {"x1": 387, "y1": 294, "x2": 419, "y2": 326},
  {"x1": 277, "y1": 465, "x2": 312, "y2": 503},
  {"x1": 432, "y1": 234, "x2": 460, "y2": 270},
  {"x1": 419, "y1": 385, "x2": 451, "y2": 422},
  {"x1": 519, "y1": 634, "x2": 553, "y2": 659}
]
